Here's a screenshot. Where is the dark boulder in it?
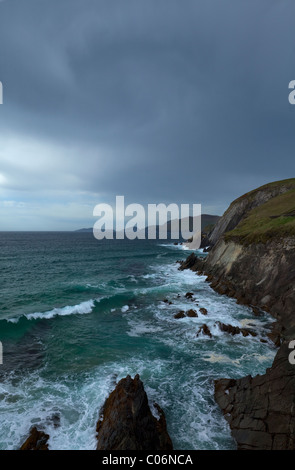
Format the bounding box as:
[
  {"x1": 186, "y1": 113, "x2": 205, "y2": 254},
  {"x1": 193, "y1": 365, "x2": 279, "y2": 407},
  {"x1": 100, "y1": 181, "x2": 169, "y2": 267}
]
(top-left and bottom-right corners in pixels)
[
  {"x1": 174, "y1": 311, "x2": 186, "y2": 319},
  {"x1": 186, "y1": 309, "x2": 198, "y2": 317},
  {"x1": 199, "y1": 307, "x2": 208, "y2": 315},
  {"x1": 96, "y1": 374, "x2": 173, "y2": 451},
  {"x1": 20, "y1": 427, "x2": 49, "y2": 450},
  {"x1": 184, "y1": 292, "x2": 194, "y2": 299}
]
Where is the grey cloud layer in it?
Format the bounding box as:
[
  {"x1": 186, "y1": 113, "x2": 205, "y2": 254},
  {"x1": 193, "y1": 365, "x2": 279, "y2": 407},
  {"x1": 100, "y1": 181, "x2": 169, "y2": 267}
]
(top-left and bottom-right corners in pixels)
[{"x1": 0, "y1": 0, "x2": 294, "y2": 229}]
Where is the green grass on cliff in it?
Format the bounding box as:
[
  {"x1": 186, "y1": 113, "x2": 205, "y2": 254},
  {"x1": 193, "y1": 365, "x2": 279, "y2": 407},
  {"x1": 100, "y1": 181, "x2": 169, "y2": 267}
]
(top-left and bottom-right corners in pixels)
[
  {"x1": 224, "y1": 188, "x2": 295, "y2": 245},
  {"x1": 234, "y1": 178, "x2": 295, "y2": 203}
]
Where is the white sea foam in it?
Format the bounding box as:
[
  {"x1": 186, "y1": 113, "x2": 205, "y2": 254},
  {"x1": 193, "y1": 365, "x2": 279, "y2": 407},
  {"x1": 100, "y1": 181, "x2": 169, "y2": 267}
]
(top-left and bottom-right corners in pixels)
[
  {"x1": 127, "y1": 320, "x2": 163, "y2": 337},
  {"x1": 7, "y1": 299, "x2": 96, "y2": 323},
  {"x1": 121, "y1": 305, "x2": 129, "y2": 313},
  {"x1": 158, "y1": 243, "x2": 194, "y2": 251}
]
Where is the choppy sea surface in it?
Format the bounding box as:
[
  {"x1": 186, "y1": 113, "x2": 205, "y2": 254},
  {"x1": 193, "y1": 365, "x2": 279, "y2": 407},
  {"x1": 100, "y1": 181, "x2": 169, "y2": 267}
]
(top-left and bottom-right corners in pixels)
[{"x1": 0, "y1": 232, "x2": 276, "y2": 450}]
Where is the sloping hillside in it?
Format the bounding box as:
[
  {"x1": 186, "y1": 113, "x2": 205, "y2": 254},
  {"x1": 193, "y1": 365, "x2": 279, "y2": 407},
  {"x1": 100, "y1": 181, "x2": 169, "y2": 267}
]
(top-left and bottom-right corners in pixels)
[{"x1": 208, "y1": 178, "x2": 295, "y2": 245}]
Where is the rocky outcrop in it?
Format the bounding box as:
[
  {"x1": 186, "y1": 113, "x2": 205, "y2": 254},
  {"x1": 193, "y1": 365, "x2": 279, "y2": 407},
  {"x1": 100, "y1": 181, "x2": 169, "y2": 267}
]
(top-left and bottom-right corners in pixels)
[
  {"x1": 178, "y1": 253, "x2": 205, "y2": 272},
  {"x1": 20, "y1": 427, "x2": 49, "y2": 450},
  {"x1": 96, "y1": 374, "x2": 173, "y2": 450},
  {"x1": 214, "y1": 341, "x2": 295, "y2": 450},
  {"x1": 198, "y1": 237, "x2": 295, "y2": 339},
  {"x1": 217, "y1": 322, "x2": 257, "y2": 338}
]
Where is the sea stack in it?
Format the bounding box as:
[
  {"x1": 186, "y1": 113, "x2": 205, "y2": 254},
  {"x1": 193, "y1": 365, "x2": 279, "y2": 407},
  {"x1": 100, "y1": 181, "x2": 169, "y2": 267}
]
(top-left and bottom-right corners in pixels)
[{"x1": 96, "y1": 374, "x2": 173, "y2": 450}]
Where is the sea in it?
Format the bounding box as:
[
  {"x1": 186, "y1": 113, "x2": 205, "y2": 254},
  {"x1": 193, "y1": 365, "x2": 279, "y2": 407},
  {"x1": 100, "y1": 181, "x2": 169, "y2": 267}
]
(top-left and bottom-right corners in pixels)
[{"x1": 0, "y1": 232, "x2": 277, "y2": 450}]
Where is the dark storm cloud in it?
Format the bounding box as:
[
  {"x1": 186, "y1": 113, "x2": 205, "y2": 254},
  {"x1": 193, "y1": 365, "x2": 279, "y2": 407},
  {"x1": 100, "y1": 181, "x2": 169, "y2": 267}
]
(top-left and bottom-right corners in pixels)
[{"x1": 0, "y1": 0, "x2": 294, "y2": 229}]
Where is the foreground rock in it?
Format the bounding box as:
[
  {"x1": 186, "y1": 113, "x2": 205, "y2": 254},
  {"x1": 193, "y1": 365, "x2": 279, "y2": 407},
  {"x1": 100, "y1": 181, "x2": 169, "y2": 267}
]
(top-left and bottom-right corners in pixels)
[
  {"x1": 214, "y1": 341, "x2": 295, "y2": 450},
  {"x1": 96, "y1": 374, "x2": 173, "y2": 450},
  {"x1": 20, "y1": 427, "x2": 49, "y2": 450}
]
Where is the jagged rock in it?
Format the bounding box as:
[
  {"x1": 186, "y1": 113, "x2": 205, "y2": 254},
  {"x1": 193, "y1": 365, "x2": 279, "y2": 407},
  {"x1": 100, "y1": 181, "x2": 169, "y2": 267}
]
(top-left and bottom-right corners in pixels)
[
  {"x1": 186, "y1": 309, "x2": 198, "y2": 317},
  {"x1": 199, "y1": 307, "x2": 208, "y2": 315},
  {"x1": 178, "y1": 254, "x2": 204, "y2": 272},
  {"x1": 96, "y1": 374, "x2": 173, "y2": 450},
  {"x1": 196, "y1": 324, "x2": 212, "y2": 338},
  {"x1": 184, "y1": 292, "x2": 194, "y2": 299},
  {"x1": 20, "y1": 427, "x2": 49, "y2": 450},
  {"x1": 217, "y1": 321, "x2": 257, "y2": 337},
  {"x1": 214, "y1": 342, "x2": 295, "y2": 450},
  {"x1": 266, "y1": 322, "x2": 283, "y2": 347},
  {"x1": 174, "y1": 311, "x2": 186, "y2": 319}
]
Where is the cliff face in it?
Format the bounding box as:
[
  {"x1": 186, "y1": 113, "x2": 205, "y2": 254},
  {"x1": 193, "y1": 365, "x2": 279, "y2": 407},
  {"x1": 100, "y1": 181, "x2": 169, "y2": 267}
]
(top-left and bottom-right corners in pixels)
[
  {"x1": 203, "y1": 237, "x2": 295, "y2": 337},
  {"x1": 180, "y1": 178, "x2": 295, "y2": 450},
  {"x1": 214, "y1": 342, "x2": 295, "y2": 450}
]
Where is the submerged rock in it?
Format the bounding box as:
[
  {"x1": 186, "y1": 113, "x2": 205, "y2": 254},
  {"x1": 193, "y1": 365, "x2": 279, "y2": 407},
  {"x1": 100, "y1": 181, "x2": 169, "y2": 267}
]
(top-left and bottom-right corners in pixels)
[
  {"x1": 96, "y1": 374, "x2": 173, "y2": 451},
  {"x1": 20, "y1": 427, "x2": 49, "y2": 450}
]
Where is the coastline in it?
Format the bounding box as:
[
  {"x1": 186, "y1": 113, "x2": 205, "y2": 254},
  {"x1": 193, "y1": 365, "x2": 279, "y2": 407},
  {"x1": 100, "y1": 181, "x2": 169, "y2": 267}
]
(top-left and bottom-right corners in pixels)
[{"x1": 179, "y1": 240, "x2": 295, "y2": 449}]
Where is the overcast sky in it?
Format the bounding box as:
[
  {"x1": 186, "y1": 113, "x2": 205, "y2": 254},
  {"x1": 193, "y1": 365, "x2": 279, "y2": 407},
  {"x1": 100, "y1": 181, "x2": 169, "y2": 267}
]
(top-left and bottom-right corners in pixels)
[{"x1": 0, "y1": 0, "x2": 294, "y2": 230}]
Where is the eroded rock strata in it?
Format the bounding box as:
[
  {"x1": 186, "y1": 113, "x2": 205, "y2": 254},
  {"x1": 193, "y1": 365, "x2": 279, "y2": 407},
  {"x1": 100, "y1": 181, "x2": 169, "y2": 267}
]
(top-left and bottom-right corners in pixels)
[
  {"x1": 96, "y1": 374, "x2": 173, "y2": 450},
  {"x1": 214, "y1": 342, "x2": 295, "y2": 450}
]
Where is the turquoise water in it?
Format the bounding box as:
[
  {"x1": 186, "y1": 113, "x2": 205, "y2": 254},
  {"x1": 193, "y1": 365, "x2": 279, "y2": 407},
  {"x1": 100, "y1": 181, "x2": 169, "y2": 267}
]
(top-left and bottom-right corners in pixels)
[{"x1": 0, "y1": 232, "x2": 276, "y2": 450}]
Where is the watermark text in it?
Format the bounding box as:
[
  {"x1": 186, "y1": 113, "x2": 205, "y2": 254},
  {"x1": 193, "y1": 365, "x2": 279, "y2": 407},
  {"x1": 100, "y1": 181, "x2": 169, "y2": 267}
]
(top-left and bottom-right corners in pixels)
[
  {"x1": 93, "y1": 196, "x2": 201, "y2": 245},
  {"x1": 288, "y1": 80, "x2": 295, "y2": 104},
  {"x1": 288, "y1": 340, "x2": 295, "y2": 364}
]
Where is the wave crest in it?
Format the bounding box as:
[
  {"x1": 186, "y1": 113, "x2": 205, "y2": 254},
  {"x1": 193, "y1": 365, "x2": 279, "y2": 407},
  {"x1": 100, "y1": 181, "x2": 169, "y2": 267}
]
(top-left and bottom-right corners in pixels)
[{"x1": 8, "y1": 299, "x2": 96, "y2": 323}]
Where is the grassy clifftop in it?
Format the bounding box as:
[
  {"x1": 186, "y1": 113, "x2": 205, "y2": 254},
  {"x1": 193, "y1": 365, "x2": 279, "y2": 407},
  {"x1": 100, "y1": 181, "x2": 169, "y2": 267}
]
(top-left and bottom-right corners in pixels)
[{"x1": 225, "y1": 186, "x2": 295, "y2": 244}]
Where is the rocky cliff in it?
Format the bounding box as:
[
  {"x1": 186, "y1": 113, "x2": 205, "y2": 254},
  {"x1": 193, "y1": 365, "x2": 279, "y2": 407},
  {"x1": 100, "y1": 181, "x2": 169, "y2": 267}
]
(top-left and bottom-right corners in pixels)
[
  {"x1": 179, "y1": 178, "x2": 295, "y2": 449},
  {"x1": 208, "y1": 178, "x2": 295, "y2": 246},
  {"x1": 214, "y1": 342, "x2": 295, "y2": 450}
]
